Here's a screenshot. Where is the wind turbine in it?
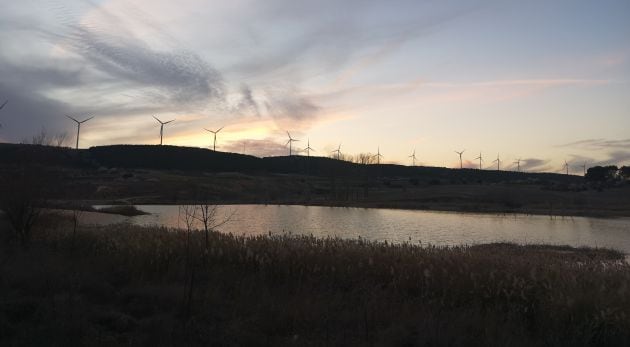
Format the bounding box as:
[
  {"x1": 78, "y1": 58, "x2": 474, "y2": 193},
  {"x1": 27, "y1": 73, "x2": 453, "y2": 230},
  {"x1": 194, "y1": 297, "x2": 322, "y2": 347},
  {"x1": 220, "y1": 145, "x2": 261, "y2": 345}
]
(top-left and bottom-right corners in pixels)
[
  {"x1": 475, "y1": 152, "x2": 483, "y2": 170},
  {"x1": 332, "y1": 143, "x2": 342, "y2": 160},
  {"x1": 409, "y1": 149, "x2": 417, "y2": 166},
  {"x1": 492, "y1": 153, "x2": 501, "y2": 171},
  {"x1": 304, "y1": 138, "x2": 315, "y2": 157},
  {"x1": 454, "y1": 149, "x2": 465, "y2": 169},
  {"x1": 374, "y1": 146, "x2": 383, "y2": 164},
  {"x1": 582, "y1": 162, "x2": 587, "y2": 176},
  {"x1": 204, "y1": 126, "x2": 224, "y2": 151},
  {"x1": 285, "y1": 131, "x2": 299, "y2": 156},
  {"x1": 513, "y1": 158, "x2": 521, "y2": 172},
  {"x1": 66, "y1": 115, "x2": 94, "y2": 149},
  {"x1": 153, "y1": 116, "x2": 174, "y2": 145},
  {"x1": 0, "y1": 100, "x2": 7, "y2": 128},
  {"x1": 563, "y1": 160, "x2": 570, "y2": 175}
]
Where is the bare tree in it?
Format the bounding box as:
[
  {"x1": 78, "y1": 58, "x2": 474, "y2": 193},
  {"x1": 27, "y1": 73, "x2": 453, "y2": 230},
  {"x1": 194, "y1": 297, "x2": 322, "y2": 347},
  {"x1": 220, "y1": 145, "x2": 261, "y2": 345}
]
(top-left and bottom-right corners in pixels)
[
  {"x1": 357, "y1": 153, "x2": 376, "y2": 165},
  {"x1": 194, "y1": 203, "x2": 235, "y2": 248},
  {"x1": 31, "y1": 128, "x2": 48, "y2": 145},
  {"x1": 53, "y1": 132, "x2": 68, "y2": 147},
  {"x1": 23, "y1": 127, "x2": 69, "y2": 147}
]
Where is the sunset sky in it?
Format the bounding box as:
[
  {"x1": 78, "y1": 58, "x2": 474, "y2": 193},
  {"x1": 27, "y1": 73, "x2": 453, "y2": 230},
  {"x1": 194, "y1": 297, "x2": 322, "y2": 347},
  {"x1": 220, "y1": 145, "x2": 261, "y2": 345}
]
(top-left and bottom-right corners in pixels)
[{"x1": 1, "y1": 0, "x2": 629, "y2": 173}]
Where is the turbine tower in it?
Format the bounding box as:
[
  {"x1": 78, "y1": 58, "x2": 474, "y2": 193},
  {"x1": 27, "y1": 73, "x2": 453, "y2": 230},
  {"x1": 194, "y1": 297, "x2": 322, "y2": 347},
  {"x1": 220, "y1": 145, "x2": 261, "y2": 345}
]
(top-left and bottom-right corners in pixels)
[
  {"x1": 285, "y1": 131, "x2": 299, "y2": 156},
  {"x1": 513, "y1": 158, "x2": 521, "y2": 172},
  {"x1": 204, "y1": 126, "x2": 224, "y2": 151},
  {"x1": 475, "y1": 152, "x2": 483, "y2": 170},
  {"x1": 0, "y1": 100, "x2": 7, "y2": 129},
  {"x1": 304, "y1": 139, "x2": 315, "y2": 157},
  {"x1": 563, "y1": 160, "x2": 570, "y2": 175},
  {"x1": 66, "y1": 115, "x2": 94, "y2": 149},
  {"x1": 492, "y1": 153, "x2": 501, "y2": 171},
  {"x1": 454, "y1": 149, "x2": 465, "y2": 169},
  {"x1": 409, "y1": 149, "x2": 417, "y2": 166},
  {"x1": 332, "y1": 143, "x2": 342, "y2": 160},
  {"x1": 153, "y1": 116, "x2": 174, "y2": 145},
  {"x1": 374, "y1": 146, "x2": 383, "y2": 165}
]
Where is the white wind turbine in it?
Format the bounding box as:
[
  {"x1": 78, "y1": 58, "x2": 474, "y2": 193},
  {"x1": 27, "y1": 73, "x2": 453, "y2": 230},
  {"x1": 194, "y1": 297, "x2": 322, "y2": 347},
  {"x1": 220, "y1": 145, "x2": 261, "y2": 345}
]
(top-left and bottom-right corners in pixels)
[
  {"x1": 374, "y1": 146, "x2": 383, "y2": 164},
  {"x1": 475, "y1": 152, "x2": 483, "y2": 170},
  {"x1": 332, "y1": 143, "x2": 342, "y2": 160},
  {"x1": 66, "y1": 115, "x2": 94, "y2": 149},
  {"x1": 513, "y1": 158, "x2": 522, "y2": 172},
  {"x1": 153, "y1": 116, "x2": 175, "y2": 145},
  {"x1": 492, "y1": 153, "x2": 501, "y2": 171},
  {"x1": 204, "y1": 126, "x2": 224, "y2": 151},
  {"x1": 286, "y1": 131, "x2": 299, "y2": 156},
  {"x1": 304, "y1": 138, "x2": 315, "y2": 157},
  {"x1": 409, "y1": 149, "x2": 417, "y2": 166},
  {"x1": 454, "y1": 149, "x2": 465, "y2": 169}
]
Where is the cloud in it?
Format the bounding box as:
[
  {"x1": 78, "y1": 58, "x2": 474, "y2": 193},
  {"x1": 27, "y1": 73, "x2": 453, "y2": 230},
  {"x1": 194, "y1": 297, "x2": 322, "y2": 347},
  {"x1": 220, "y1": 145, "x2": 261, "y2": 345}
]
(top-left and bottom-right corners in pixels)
[
  {"x1": 230, "y1": 84, "x2": 260, "y2": 117},
  {"x1": 577, "y1": 151, "x2": 630, "y2": 167},
  {"x1": 63, "y1": 24, "x2": 225, "y2": 109},
  {"x1": 559, "y1": 138, "x2": 630, "y2": 150},
  {"x1": 519, "y1": 158, "x2": 552, "y2": 172},
  {"x1": 222, "y1": 138, "x2": 289, "y2": 157},
  {"x1": 264, "y1": 90, "x2": 320, "y2": 123}
]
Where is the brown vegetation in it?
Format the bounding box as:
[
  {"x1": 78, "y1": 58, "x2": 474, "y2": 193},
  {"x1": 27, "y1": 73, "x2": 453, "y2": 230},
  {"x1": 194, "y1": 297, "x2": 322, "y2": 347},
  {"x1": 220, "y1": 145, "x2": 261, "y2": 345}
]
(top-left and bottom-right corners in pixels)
[{"x1": 0, "y1": 217, "x2": 628, "y2": 346}]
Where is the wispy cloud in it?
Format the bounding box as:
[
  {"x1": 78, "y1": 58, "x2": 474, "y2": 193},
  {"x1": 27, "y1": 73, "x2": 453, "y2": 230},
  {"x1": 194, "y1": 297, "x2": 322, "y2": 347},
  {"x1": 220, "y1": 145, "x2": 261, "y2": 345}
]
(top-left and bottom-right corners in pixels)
[
  {"x1": 519, "y1": 158, "x2": 552, "y2": 173},
  {"x1": 222, "y1": 138, "x2": 289, "y2": 157},
  {"x1": 559, "y1": 138, "x2": 630, "y2": 150},
  {"x1": 63, "y1": 24, "x2": 225, "y2": 109}
]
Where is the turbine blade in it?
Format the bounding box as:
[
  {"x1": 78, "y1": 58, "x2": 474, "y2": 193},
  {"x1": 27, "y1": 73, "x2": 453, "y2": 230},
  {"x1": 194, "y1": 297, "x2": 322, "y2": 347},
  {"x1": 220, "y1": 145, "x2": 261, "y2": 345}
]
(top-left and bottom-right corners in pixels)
[
  {"x1": 164, "y1": 119, "x2": 175, "y2": 124},
  {"x1": 216, "y1": 126, "x2": 224, "y2": 133},
  {"x1": 153, "y1": 115, "x2": 162, "y2": 123},
  {"x1": 0, "y1": 100, "x2": 7, "y2": 110},
  {"x1": 81, "y1": 116, "x2": 95, "y2": 123},
  {"x1": 66, "y1": 115, "x2": 79, "y2": 123}
]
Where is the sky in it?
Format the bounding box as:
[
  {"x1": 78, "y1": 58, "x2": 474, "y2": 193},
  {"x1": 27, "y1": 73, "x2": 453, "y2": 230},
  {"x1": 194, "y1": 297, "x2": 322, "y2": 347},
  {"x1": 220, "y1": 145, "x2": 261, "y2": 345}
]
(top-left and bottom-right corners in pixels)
[{"x1": 0, "y1": 0, "x2": 629, "y2": 173}]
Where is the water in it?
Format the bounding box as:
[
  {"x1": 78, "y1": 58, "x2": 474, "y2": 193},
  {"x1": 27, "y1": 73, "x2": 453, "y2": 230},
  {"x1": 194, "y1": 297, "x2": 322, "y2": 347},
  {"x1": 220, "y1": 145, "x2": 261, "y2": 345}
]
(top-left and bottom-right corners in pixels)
[{"x1": 85, "y1": 205, "x2": 630, "y2": 253}]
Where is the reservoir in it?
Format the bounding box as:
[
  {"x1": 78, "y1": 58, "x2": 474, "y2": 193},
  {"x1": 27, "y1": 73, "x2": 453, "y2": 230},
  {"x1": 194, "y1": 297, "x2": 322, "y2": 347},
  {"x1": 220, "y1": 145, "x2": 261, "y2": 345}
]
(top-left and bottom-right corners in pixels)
[{"x1": 85, "y1": 204, "x2": 630, "y2": 253}]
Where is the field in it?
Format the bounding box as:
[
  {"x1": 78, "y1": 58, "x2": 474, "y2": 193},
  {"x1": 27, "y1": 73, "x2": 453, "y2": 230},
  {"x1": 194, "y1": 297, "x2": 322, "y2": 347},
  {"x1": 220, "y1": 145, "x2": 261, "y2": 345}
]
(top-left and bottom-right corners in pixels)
[
  {"x1": 2, "y1": 143, "x2": 629, "y2": 218},
  {"x1": 1, "y1": 215, "x2": 629, "y2": 346},
  {"x1": 46, "y1": 168, "x2": 630, "y2": 218}
]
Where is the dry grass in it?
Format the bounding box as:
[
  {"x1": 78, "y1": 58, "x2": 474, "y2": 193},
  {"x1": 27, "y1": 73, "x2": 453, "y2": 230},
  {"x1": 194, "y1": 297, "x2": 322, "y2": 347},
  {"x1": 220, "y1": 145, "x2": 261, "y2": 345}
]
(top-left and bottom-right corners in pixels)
[{"x1": 0, "y1": 219, "x2": 628, "y2": 346}]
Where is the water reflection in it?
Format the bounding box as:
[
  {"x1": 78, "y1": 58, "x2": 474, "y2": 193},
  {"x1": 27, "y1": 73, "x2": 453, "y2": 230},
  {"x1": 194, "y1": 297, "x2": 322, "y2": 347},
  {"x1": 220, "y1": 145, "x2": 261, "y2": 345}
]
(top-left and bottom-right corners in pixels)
[{"x1": 84, "y1": 205, "x2": 630, "y2": 253}]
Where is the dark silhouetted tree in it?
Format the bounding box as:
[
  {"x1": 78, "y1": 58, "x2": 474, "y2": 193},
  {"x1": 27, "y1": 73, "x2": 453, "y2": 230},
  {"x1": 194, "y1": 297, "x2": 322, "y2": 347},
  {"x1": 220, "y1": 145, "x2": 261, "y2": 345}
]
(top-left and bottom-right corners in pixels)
[{"x1": 585, "y1": 165, "x2": 618, "y2": 182}]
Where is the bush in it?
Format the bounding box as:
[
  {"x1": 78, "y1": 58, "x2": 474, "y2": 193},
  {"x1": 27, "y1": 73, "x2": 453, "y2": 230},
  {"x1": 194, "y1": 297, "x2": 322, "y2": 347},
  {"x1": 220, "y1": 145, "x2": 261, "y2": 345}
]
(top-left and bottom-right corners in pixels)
[{"x1": 0, "y1": 169, "x2": 46, "y2": 246}]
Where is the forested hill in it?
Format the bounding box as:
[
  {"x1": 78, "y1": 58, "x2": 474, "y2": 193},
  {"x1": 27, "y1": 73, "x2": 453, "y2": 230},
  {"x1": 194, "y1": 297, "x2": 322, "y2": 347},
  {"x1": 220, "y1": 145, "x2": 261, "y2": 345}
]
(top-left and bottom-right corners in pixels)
[{"x1": 0, "y1": 143, "x2": 582, "y2": 184}]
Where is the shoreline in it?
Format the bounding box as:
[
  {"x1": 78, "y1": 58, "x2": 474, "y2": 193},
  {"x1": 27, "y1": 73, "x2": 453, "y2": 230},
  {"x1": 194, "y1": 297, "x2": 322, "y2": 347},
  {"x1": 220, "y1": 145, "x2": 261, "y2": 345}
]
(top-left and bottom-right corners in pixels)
[{"x1": 65, "y1": 199, "x2": 630, "y2": 219}]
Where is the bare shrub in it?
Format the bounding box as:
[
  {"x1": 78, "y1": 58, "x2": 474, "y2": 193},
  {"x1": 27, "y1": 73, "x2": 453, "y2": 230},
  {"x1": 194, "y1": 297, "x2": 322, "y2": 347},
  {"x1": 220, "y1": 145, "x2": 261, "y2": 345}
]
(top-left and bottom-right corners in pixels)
[
  {"x1": 0, "y1": 170, "x2": 46, "y2": 246},
  {"x1": 22, "y1": 127, "x2": 69, "y2": 147}
]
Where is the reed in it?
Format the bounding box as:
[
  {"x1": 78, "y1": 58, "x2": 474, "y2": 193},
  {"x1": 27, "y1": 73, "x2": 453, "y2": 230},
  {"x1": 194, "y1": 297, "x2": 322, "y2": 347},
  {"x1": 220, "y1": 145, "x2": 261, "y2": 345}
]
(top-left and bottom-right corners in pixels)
[{"x1": 0, "y1": 220, "x2": 628, "y2": 346}]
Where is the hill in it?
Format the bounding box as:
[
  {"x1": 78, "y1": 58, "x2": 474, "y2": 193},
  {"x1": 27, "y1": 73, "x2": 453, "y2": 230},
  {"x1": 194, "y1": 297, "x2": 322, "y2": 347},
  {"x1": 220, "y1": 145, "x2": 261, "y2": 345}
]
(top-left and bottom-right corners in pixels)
[
  {"x1": 0, "y1": 143, "x2": 583, "y2": 184},
  {"x1": 4, "y1": 143, "x2": 629, "y2": 217}
]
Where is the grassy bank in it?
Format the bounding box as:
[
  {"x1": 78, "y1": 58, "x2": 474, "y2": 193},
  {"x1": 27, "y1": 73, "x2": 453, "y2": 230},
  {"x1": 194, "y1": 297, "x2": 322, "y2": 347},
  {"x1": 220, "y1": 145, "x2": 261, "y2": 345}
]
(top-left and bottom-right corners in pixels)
[{"x1": 1, "y1": 220, "x2": 629, "y2": 346}]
